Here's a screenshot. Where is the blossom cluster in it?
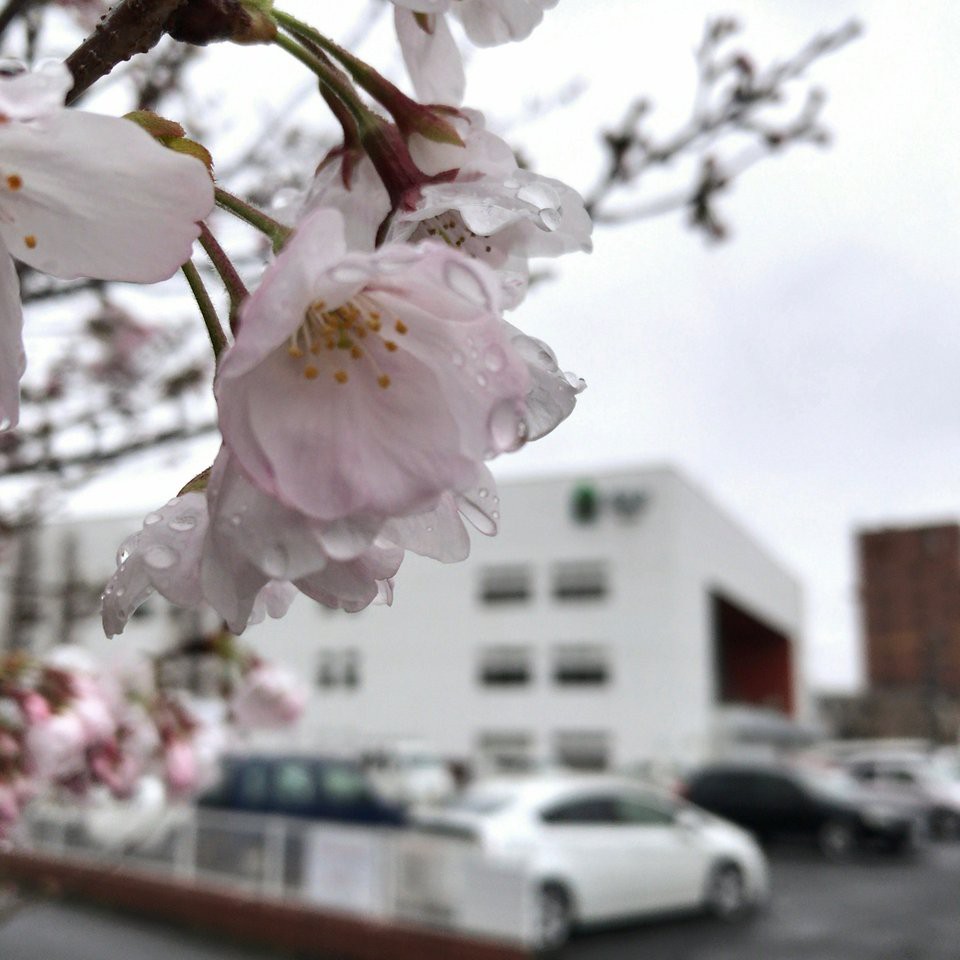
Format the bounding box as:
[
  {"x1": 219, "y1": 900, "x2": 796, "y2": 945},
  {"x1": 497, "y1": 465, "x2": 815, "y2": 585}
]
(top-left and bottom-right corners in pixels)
[
  {"x1": 0, "y1": 641, "x2": 306, "y2": 835},
  {"x1": 0, "y1": 1, "x2": 589, "y2": 820}
]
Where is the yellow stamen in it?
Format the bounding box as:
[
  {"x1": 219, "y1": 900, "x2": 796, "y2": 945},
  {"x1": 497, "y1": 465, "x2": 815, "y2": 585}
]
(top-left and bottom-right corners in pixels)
[
  {"x1": 333, "y1": 370, "x2": 348, "y2": 384},
  {"x1": 378, "y1": 375, "x2": 391, "y2": 389},
  {"x1": 23, "y1": 235, "x2": 36, "y2": 249},
  {"x1": 6, "y1": 174, "x2": 21, "y2": 191},
  {"x1": 350, "y1": 346, "x2": 363, "y2": 359},
  {"x1": 384, "y1": 340, "x2": 398, "y2": 352},
  {"x1": 395, "y1": 320, "x2": 408, "y2": 335},
  {"x1": 304, "y1": 365, "x2": 319, "y2": 380}
]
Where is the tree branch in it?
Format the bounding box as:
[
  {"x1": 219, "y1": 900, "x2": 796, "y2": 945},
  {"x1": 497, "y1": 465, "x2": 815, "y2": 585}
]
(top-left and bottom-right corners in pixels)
[{"x1": 64, "y1": 0, "x2": 190, "y2": 105}]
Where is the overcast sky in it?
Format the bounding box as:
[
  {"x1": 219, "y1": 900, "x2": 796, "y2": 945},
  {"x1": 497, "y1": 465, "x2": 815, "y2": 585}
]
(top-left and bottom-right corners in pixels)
[{"x1": 58, "y1": 1, "x2": 960, "y2": 692}]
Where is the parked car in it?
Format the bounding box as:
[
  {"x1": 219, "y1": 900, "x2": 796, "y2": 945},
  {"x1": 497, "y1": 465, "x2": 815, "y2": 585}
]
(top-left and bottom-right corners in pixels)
[
  {"x1": 682, "y1": 762, "x2": 920, "y2": 858},
  {"x1": 840, "y1": 750, "x2": 960, "y2": 840},
  {"x1": 198, "y1": 753, "x2": 407, "y2": 826},
  {"x1": 412, "y1": 774, "x2": 769, "y2": 948},
  {"x1": 360, "y1": 741, "x2": 457, "y2": 806}
]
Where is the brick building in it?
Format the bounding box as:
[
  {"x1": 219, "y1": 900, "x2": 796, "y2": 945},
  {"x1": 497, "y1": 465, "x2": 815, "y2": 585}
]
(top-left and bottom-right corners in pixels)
[{"x1": 853, "y1": 523, "x2": 960, "y2": 740}]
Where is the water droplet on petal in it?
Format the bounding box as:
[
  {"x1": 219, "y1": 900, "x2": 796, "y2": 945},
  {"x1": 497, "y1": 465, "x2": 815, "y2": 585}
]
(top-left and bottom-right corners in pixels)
[
  {"x1": 168, "y1": 515, "x2": 197, "y2": 533},
  {"x1": 458, "y1": 495, "x2": 498, "y2": 536},
  {"x1": 483, "y1": 346, "x2": 507, "y2": 372},
  {"x1": 538, "y1": 208, "x2": 562, "y2": 231},
  {"x1": 478, "y1": 488, "x2": 488, "y2": 498},
  {"x1": 229, "y1": 514, "x2": 243, "y2": 526},
  {"x1": 144, "y1": 545, "x2": 178, "y2": 570},
  {"x1": 261, "y1": 545, "x2": 289, "y2": 580},
  {"x1": 143, "y1": 513, "x2": 162, "y2": 526},
  {"x1": 488, "y1": 399, "x2": 528, "y2": 453},
  {"x1": 115, "y1": 587, "x2": 125, "y2": 598},
  {"x1": 492, "y1": 510, "x2": 500, "y2": 520},
  {"x1": 444, "y1": 260, "x2": 491, "y2": 308},
  {"x1": 328, "y1": 262, "x2": 370, "y2": 284},
  {"x1": 477, "y1": 373, "x2": 488, "y2": 387},
  {"x1": 516, "y1": 180, "x2": 560, "y2": 210},
  {"x1": 451, "y1": 350, "x2": 465, "y2": 367},
  {"x1": 117, "y1": 547, "x2": 130, "y2": 564}
]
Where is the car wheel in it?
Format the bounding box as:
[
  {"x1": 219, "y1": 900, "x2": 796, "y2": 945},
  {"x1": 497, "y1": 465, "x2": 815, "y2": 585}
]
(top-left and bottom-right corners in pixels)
[
  {"x1": 931, "y1": 808, "x2": 960, "y2": 841},
  {"x1": 704, "y1": 863, "x2": 747, "y2": 919},
  {"x1": 536, "y1": 882, "x2": 573, "y2": 951},
  {"x1": 818, "y1": 819, "x2": 855, "y2": 860}
]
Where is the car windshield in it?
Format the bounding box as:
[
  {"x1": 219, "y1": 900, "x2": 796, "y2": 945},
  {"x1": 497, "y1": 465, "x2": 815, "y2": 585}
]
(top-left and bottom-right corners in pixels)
[{"x1": 796, "y1": 767, "x2": 861, "y2": 802}]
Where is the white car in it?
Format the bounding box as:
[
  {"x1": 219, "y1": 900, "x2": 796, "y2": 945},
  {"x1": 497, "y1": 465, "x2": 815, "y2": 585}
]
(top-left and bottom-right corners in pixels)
[
  {"x1": 413, "y1": 774, "x2": 769, "y2": 948},
  {"x1": 842, "y1": 751, "x2": 960, "y2": 839}
]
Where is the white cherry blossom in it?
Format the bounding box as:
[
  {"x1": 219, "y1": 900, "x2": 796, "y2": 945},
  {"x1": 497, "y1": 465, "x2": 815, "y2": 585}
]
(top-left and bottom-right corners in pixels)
[
  {"x1": 391, "y1": 0, "x2": 558, "y2": 104},
  {"x1": 215, "y1": 207, "x2": 532, "y2": 530},
  {"x1": 0, "y1": 61, "x2": 214, "y2": 428}
]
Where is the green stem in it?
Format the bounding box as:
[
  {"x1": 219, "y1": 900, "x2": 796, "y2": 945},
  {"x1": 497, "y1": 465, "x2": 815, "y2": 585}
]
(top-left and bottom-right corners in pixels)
[
  {"x1": 182, "y1": 260, "x2": 228, "y2": 361},
  {"x1": 273, "y1": 9, "x2": 364, "y2": 82},
  {"x1": 214, "y1": 188, "x2": 292, "y2": 252},
  {"x1": 198, "y1": 223, "x2": 248, "y2": 333},
  {"x1": 270, "y1": 28, "x2": 374, "y2": 131}
]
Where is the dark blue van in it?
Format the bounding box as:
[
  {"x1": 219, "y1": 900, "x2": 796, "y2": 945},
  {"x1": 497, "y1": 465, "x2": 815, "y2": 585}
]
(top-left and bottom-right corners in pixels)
[{"x1": 198, "y1": 754, "x2": 407, "y2": 827}]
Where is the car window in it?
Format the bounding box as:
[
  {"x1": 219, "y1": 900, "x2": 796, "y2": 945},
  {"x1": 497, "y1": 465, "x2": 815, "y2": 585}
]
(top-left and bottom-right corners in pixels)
[
  {"x1": 237, "y1": 761, "x2": 270, "y2": 807},
  {"x1": 318, "y1": 763, "x2": 371, "y2": 803},
  {"x1": 541, "y1": 796, "x2": 620, "y2": 825},
  {"x1": 886, "y1": 769, "x2": 917, "y2": 785},
  {"x1": 614, "y1": 794, "x2": 676, "y2": 826},
  {"x1": 273, "y1": 760, "x2": 316, "y2": 809}
]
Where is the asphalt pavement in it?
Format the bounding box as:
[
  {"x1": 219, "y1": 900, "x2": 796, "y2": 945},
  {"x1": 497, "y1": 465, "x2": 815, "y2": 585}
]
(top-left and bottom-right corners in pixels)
[{"x1": 0, "y1": 842, "x2": 957, "y2": 960}]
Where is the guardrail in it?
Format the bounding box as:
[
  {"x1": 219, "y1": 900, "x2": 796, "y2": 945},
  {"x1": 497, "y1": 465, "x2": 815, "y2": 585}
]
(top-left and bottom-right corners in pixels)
[{"x1": 21, "y1": 806, "x2": 535, "y2": 949}]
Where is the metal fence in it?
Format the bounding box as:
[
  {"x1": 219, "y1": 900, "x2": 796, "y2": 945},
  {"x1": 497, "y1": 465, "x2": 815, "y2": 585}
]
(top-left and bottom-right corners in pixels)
[{"x1": 23, "y1": 805, "x2": 535, "y2": 946}]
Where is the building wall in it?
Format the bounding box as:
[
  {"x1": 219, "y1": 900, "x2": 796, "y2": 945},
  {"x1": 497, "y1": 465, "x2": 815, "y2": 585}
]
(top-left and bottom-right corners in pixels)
[
  {"x1": 2, "y1": 466, "x2": 804, "y2": 773},
  {"x1": 858, "y1": 523, "x2": 960, "y2": 696}
]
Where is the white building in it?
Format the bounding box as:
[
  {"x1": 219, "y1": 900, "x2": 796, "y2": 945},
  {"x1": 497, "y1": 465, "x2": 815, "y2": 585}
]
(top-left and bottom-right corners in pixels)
[{"x1": 2, "y1": 465, "x2": 805, "y2": 774}]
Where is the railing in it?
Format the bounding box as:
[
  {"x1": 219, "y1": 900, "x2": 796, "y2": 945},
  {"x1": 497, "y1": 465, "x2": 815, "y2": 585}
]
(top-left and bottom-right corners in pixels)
[{"x1": 23, "y1": 805, "x2": 535, "y2": 946}]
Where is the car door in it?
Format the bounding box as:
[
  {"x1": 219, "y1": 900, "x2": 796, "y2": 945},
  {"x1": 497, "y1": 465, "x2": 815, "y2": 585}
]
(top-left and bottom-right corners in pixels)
[
  {"x1": 753, "y1": 772, "x2": 814, "y2": 842},
  {"x1": 539, "y1": 794, "x2": 641, "y2": 921},
  {"x1": 611, "y1": 792, "x2": 711, "y2": 913}
]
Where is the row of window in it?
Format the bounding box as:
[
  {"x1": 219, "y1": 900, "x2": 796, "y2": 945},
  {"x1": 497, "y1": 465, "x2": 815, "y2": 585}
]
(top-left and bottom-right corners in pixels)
[
  {"x1": 480, "y1": 561, "x2": 608, "y2": 605},
  {"x1": 478, "y1": 729, "x2": 610, "y2": 772},
  {"x1": 479, "y1": 644, "x2": 610, "y2": 687}
]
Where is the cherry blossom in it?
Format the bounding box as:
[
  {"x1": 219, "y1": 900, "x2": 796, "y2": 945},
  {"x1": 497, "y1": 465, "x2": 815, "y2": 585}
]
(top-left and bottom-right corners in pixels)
[
  {"x1": 0, "y1": 60, "x2": 214, "y2": 428},
  {"x1": 305, "y1": 113, "x2": 592, "y2": 309},
  {"x1": 392, "y1": 0, "x2": 558, "y2": 104},
  {"x1": 215, "y1": 206, "x2": 532, "y2": 529},
  {"x1": 230, "y1": 663, "x2": 307, "y2": 731}
]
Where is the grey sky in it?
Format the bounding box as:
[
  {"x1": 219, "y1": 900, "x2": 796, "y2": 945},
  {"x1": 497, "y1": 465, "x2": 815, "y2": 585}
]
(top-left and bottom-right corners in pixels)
[{"x1": 58, "y1": 1, "x2": 960, "y2": 692}]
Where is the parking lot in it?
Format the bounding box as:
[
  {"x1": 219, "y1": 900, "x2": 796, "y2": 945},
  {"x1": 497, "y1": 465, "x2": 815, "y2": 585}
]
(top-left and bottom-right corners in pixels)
[
  {"x1": 0, "y1": 841, "x2": 958, "y2": 959},
  {"x1": 561, "y1": 841, "x2": 960, "y2": 960}
]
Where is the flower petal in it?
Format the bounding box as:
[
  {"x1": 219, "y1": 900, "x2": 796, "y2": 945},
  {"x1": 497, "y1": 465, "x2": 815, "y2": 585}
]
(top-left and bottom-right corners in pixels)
[
  {"x1": 0, "y1": 60, "x2": 71, "y2": 121},
  {"x1": 0, "y1": 111, "x2": 213, "y2": 281},
  {"x1": 296, "y1": 543, "x2": 404, "y2": 613},
  {"x1": 0, "y1": 248, "x2": 25, "y2": 429},
  {"x1": 395, "y1": 7, "x2": 466, "y2": 106}
]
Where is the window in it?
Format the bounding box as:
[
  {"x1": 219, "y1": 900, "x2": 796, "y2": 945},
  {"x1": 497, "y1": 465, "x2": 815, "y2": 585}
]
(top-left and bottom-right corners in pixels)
[
  {"x1": 552, "y1": 561, "x2": 608, "y2": 601},
  {"x1": 237, "y1": 762, "x2": 270, "y2": 807},
  {"x1": 479, "y1": 645, "x2": 532, "y2": 687},
  {"x1": 541, "y1": 796, "x2": 619, "y2": 825},
  {"x1": 478, "y1": 731, "x2": 534, "y2": 772},
  {"x1": 317, "y1": 649, "x2": 361, "y2": 689},
  {"x1": 553, "y1": 644, "x2": 609, "y2": 686},
  {"x1": 553, "y1": 730, "x2": 610, "y2": 771},
  {"x1": 479, "y1": 566, "x2": 531, "y2": 604},
  {"x1": 273, "y1": 760, "x2": 316, "y2": 809}
]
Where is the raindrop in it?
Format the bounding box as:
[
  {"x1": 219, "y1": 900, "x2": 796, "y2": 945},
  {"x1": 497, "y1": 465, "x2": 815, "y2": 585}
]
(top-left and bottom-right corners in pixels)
[
  {"x1": 229, "y1": 513, "x2": 243, "y2": 526},
  {"x1": 143, "y1": 512, "x2": 162, "y2": 526},
  {"x1": 503, "y1": 176, "x2": 520, "y2": 189},
  {"x1": 451, "y1": 350, "x2": 465, "y2": 367},
  {"x1": 516, "y1": 180, "x2": 560, "y2": 210},
  {"x1": 144, "y1": 545, "x2": 178, "y2": 570},
  {"x1": 115, "y1": 587, "x2": 125, "y2": 598},
  {"x1": 444, "y1": 260, "x2": 490, "y2": 308},
  {"x1": 116, "y1": 547, "x2": 130, "y2": 564},
  {"x1": 328, "y1": 262, "x2": 370, "y2": 284},
  {"x1": 478, "y1": 488, "x2": 489, "y2": 499},
  {"x1": 488, "y1": 399, "x2": 528, "y2": 453},
  {"x1": 168, "y1": 515, "x2": 197, "y2": 533},
  {"x1": 477, "y1": 373, "x2": 488, "y2": 387},
  {"x1": 483, "y1": 346, "x2": 507, "y2": 372},
  {"x1": 538, "y1": 208, "x2": 562, "y2": 231},
  {"x1": 492, "y1": 510, "x2": 500, "y2": 520},
  {"x1": 513, "y1": 334, "x2": 557, "y2": 369},
  {"x1": 425, "y1": 525, "x2": 434, "y2": 533},
  {"x1": 458, "y1": 496, "x2": 498, "y2": 536}
]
